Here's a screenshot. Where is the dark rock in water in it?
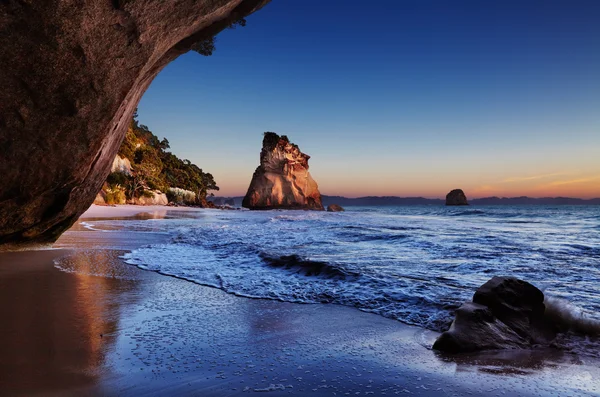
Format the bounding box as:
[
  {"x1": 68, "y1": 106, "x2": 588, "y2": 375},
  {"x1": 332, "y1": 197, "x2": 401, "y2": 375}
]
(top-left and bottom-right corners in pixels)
[
  {"x1": 433, "y1": 276, "x2": 557, "y2": 353},
  {"x1": 473, "y1": 276, "x2": 555, "y2": 343},
  {"x1": 0, "y1": 0, "x2": 269, "y2": 248},
  {"x1": 445, "y1": 189, "x2": 469, "y2": 206},
  {"x1": 433, "y1": 302, "x2": 529, "y2": 353},
  {"x1": 327, "y1": 204, "x2": 344, "y2": 212},
  {"x1": 242, "y1": 132, "x2": 323, "y2": 210}
]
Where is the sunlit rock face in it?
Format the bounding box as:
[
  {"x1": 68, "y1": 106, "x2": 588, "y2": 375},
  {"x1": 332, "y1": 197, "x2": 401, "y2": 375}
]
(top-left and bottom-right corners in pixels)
[
  {"x1": 243, "y1": 133, "x2": 324, "y2": 210},
  {"x1": 0, "y1": 0, "x2": 269, "y2": 247}
]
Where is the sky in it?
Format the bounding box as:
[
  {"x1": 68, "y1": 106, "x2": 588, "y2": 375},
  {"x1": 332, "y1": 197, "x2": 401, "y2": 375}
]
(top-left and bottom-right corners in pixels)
[{"x1": 137, "y1": 0, "x2": 600, "y2": 198}]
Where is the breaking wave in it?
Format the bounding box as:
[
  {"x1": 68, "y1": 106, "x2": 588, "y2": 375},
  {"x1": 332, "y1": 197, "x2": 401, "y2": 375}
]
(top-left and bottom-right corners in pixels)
[{"x1": 545, "y1": 296, "x2": 600, "y2": 336}]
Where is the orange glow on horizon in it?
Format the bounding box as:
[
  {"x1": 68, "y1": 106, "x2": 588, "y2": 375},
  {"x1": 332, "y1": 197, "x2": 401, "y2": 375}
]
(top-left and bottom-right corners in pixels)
[{"x1": 216, "y1": 172, "x2": 600, "y2": 200}]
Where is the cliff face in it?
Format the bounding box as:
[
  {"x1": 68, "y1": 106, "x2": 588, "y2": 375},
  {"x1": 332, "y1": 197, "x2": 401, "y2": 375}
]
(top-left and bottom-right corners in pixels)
[
  {"x1": 0, "y1": 0, "x2": 269, "y2": 247},
  {"x1": 243, "y1": 133, "x2": 324, "y2": 210}
]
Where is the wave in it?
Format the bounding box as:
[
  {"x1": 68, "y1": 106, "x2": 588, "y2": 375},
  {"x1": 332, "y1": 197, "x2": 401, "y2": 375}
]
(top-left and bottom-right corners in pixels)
[
  {"x1": 544, "y1": 296, "x2": 600, "y2": 336},
  {"x1": 544, "y1": 296, "x2": 600, "y2": 358},
  {"x1": 259, "y1": 253, "x2": 359, "y2": 279},
  {"x1": 563, "y1": 244, "x2": 600, "y2": 255},
  {"x1": 448, "y1": 209, "x2": 486, "y2": 216}
]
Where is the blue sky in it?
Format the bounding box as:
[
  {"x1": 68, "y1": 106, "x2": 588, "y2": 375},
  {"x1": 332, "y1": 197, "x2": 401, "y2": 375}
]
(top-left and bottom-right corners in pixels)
[{"x1": 138, "y1": 0, "x2": 600, "y2": 198}]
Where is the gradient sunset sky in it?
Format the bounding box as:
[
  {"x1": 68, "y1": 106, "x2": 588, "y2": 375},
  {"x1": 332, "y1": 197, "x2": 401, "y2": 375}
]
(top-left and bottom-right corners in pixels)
[{"x1": 137, "y1": 0, "x2": 600, "y2": 198}]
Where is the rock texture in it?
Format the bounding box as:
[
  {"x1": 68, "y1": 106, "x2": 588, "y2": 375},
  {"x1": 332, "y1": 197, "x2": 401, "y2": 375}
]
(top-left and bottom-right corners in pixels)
[
  {"x1": 130, "y1": 191, "x2": 168, "y2": 206},
  {"x1": 93, "y1": 191, "x2": 108, "y2": 206},
  {"x1": 0, "y1": 0, "x2": 269, "y2": 247},
  {"x1": 111, "y1": 155, "x2": 132, "y2": 176},
  {"x1": 433, "y1": 276, "x2": 557, "y2": 353},
  {"x1": 243, "y1": 133, "x2": 324, "y2": 210},
  {"x1": 327, "y1": 204, "x2": 344, "y2": 212},
  {"x1": 445, "y1": 189, "x2": 469, "y2": 206}
]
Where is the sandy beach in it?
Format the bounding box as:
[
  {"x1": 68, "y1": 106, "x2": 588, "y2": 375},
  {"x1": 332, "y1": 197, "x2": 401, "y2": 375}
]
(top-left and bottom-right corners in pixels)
[{"x1": 0, "y1": 205, "x2": 599, "y2": 396}]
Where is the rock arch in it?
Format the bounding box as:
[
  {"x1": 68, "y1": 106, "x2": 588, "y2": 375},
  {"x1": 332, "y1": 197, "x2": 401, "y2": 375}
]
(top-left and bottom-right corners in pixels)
[{"x1": 0, "y1": 0, "x2": 269, "y2": 247}]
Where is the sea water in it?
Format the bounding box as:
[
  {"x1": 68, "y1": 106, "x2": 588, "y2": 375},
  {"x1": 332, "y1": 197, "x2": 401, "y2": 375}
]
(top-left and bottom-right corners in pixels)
[{"x1": 117, "y1": 205, "x2": 600, "y2": 332}]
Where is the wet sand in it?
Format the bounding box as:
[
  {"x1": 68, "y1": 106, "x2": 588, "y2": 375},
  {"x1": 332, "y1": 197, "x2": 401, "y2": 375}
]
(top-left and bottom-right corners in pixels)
[{"x1": 1, "y1": 205, "x2": 599, "y2": 396}]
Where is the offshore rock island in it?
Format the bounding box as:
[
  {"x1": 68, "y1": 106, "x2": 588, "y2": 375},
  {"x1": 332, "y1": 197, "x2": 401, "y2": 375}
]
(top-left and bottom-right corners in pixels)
[
  {"x1": 445, "y1": 189, "x2": 469, "y2": 206},
  {"x1": 243, "y1": 132, "x2": 324, "y2": 210}
]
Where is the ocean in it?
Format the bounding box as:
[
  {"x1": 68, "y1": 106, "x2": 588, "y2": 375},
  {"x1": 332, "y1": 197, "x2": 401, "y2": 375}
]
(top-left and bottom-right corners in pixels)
[{"x1": 104, "y1": 205, "x2": 600, "y2": 333}]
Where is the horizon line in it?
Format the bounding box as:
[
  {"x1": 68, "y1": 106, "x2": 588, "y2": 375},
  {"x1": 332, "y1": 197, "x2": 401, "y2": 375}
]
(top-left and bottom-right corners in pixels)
[{"x1": 212, "y1": 194, "x2": 600, "y2": 201}]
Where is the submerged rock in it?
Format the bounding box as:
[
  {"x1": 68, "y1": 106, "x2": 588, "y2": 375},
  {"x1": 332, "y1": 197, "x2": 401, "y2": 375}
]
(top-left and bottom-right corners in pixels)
[
  {"x1": 433, "y1": 276, "x2": 557, "y2": 353},
  {"x1": 445, "y1": 189, "x2": 469, "y2": 206},
  {"x1": 327, "y1": 204, "x2": 344, "y2": 212},
  {"x1": 242, "y1": 132, "x2": 323, "y2": 210}
]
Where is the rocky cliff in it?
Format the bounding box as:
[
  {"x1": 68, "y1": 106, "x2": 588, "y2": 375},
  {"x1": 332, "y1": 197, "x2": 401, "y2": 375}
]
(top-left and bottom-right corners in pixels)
[
  {"x1": 242, "y1": 133, "x2": 324, "y2": 210},
  {"x1": 0, "y1": 0, "x2": 269, "y2": 247}
]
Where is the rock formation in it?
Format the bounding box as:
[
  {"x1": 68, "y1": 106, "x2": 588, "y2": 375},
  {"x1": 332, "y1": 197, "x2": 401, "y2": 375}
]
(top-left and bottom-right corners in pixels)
[
  {"x1": 433, "y1": 276, "x2": 557, "y2": 353},
  {"x1": 242, "y1": 132, "x2": 324, "y2": 210},
  {"x1": 445, "y1": 189, "x2": 469, "y2": 206},
  {"x1": 131, "y1": 191, "x2": 168, "y2": 206},
  {"x1": 0, "y1": 0, "x2": 269, "y2": 247},
  {"x1": 327, "y1": 204, "x2": 344, "y2": 212},
  {"x1": 111, "y1": 155, "x2": 132, "y2": 176}
]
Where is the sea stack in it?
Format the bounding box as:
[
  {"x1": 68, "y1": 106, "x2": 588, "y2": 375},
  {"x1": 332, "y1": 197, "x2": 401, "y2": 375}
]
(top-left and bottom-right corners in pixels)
[
  {"x1": 242, "y1": 132, "x2": 324, "y2": 210},
  {"x1": 445, "y1": 189, "x2": 469, "y2": 206}
]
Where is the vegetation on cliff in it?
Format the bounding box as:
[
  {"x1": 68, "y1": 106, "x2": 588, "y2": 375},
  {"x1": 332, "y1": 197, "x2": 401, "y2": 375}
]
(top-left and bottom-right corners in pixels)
[{"x1": 101, "y1": 112, "x2": 218, "y2": 205}]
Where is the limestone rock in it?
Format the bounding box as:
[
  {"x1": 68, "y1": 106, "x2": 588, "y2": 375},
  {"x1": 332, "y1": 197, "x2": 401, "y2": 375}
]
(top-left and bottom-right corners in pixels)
[
  {"x1": 93, "y1": 192, "x2": 107, "y2": 206},
  {"x1": 242, "y1": 133, "x2": 324, "y2": 210},
  {"x1": 433, "y1": 276, "x2": 557, "y2": 353},
  {"x1": 111, "y1": 155, "x2": 132, "y2": 176},
  {"x1": 131, "y1": 191, "x2": 168, "y2": 206},
  {"x1": 445, "y1": 189, "x2": 469, "y2": 206},
  {"x1": 327, "y1": 204, "x2": 344, "y2": 212},
  {"x1": 0, "y1": 0, "x2": 269, "y2": 247}
]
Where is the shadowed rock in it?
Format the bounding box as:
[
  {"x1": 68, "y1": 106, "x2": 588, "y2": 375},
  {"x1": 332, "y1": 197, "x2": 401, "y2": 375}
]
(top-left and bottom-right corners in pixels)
[
  {"x1": 445, "y1": 189, "x2": 469, "y2": 206},
  {"x1": 327, "y1": 204, "x2": 344, "y2": 212},
  {"x1": 242, "y1": 132, "x2": 323, "y2": 210},
  {"x1": 433, "y1": 276, "x2": 557, "y2": 353},
  {"x1": 0, "y1": 0, "x2": 269, "y2": 247}
]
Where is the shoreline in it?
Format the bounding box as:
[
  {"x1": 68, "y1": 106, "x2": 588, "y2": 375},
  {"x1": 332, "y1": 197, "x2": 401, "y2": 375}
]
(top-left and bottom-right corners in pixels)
[{"x1": 0, "y1": 205, "x2": 599, "y2": 396}]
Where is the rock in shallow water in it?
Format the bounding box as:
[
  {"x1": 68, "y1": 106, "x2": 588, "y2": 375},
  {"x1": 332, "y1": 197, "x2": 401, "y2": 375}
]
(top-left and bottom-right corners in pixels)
[
  {"x1": 445, "y1": 189, "x2": 469, "y2": 206},
  {"x1": 433, "y1": 276, "x2": 557, "y2": 353},
  {"x1": 242, "y1": 132, "x2": 323, "y2": 210},
  {"x1": 327, "y1": 204, "x2": 344, "y2": 212}
]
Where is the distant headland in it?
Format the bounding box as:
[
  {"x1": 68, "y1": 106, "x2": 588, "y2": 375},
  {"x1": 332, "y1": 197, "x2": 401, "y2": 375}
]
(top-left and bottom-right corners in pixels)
[{"x1": 211, "y1": 195, "x2": 600, "y2": 207}]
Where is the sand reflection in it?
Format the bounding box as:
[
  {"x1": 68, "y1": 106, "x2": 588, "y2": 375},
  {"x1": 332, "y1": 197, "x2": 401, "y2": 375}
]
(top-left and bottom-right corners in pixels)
[
  {"x1": 436, "y1": 347, "x2": 583, "y2": 376},
  {"x1": 0, "y1": 250, "x2": 138, "y2": 395}
]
